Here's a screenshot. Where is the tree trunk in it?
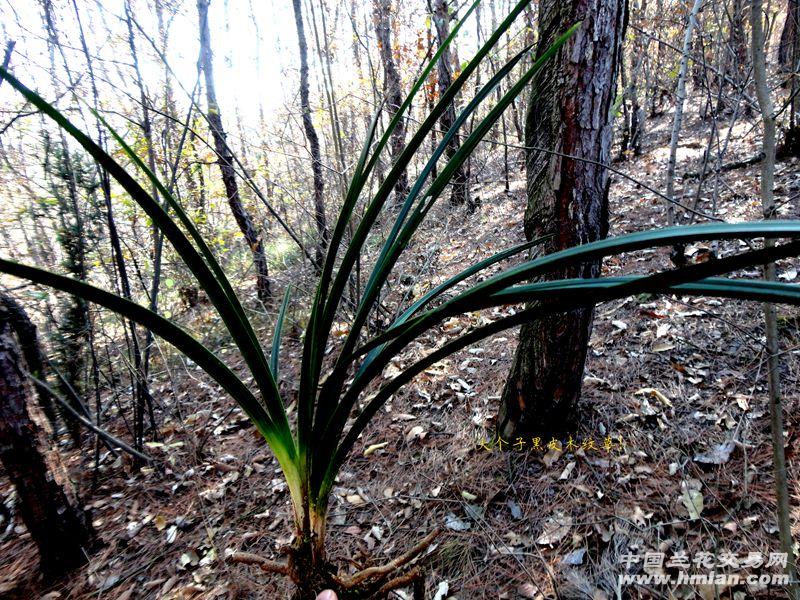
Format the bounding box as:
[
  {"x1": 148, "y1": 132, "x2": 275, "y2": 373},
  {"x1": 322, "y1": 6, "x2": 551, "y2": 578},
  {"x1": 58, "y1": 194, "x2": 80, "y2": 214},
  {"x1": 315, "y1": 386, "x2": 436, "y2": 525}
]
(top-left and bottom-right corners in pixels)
[
  {"x1": 497, "y1": 0, "x2": 627, "y2": 439},
  {"x1": 292, "y1": 0, "x2": 329, "y2": 268},
  {"x1": 431, "y1": 0, "x2": 473, "y2": 212},
  {"x1": 664, "y1": 0, "x2": 703, "y2": 219},
  {"x1": 0, "y1": 293, "x2": 59, "y2": 431},
  {"x1": 124, "y1": 0, "x2": 159, "y2": 450},
  {"x1": 197, "y1": 0, "x2": 271, "y2": 302},
  {"x1": 663, "y1": 0, "x2": 703, "y2": 265},
  {"x1": 622, "y1": 0, "x2": 648, "y2": 159},
  {"x1": 779, "y1": 0, "x2": 800, "y2": 73},
  {"x1": 779, "y1": 0, "x2": 800, "y2": 147},
  {"x1": 373, "y1": 0, "x2": 409, "y2": 206},
  {"x1": 41, "y1": 0, "x2": 91, "y2": 445},
  {"x1": 727, "y1": 0, "x2": 749, "y2": 90},
  {"x1": 308, "y1": 0, "x2": 348, "y2": 204},
  {"x1": 70, "y1": 0, "x2": 152, "y2": 458},
  {"x1": 0, "y1": 313, "x2": 96, "y2": 578},
  {"x1": 752, "y1": 0, "x2": 800, "y2": 594}
]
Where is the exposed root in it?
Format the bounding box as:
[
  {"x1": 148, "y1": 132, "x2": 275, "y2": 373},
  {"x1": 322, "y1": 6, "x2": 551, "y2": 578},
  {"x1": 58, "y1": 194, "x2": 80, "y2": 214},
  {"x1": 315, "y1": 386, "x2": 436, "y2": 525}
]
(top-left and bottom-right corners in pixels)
[
  {"x1": 337, "y1": 528, "x2": 441, "y2": 588},
  {"x1": 373, "y1": 568, "x2": 424, "y2": 599},
  {"x1": 231, "y1": 529, "x2": 440, "y2": 599},
  {"x1": 227, "y1": 551, "x2": 289, "y2": 575}
]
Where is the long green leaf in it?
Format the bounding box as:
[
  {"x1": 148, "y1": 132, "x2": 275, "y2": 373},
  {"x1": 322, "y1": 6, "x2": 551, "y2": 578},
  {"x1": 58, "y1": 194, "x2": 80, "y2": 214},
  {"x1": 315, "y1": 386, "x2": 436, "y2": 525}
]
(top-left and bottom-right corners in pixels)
[
  {"x1": 312, "y1": 42, "x2": 539, "y2": 441},
  {"x1": 0, "y1": 258, "x2": 304, "y2": 518},
  {"x1": 354, "y1": 235, "x2": 551, "y2": 380},
  {"x1": 309, "y1": 0, "x2": 537, "y2": 414},
  {"x1": 313, "y1": 23, "x2": 580, "y2": 467},
  {"x1": 336, "y1": 25, "x2": 577, "y2": 375},
  {"x1": 271, "y1": 286, "x2": 291, "y2": 380},
  {"x1": 301, "y1": 0, "x2": 484, "y2": 416},
  {"x1": 452, "y1": 221, "x2": 800, "y2": 311},
  {"x1": 0, "y1": 66, "x2": 293, "y2": 454},
  {"x1": 309, "y1": 225, "x2": 800, "y2": 495},
  {"x1": 98, "y1": 113, "x2": 283, "y2": 415},
  {"x1": 0, "y1": 259, "x2": 271, "y2": 435},
  {"x1": 318, "y1": 274, "x2": 800, "y2": 501},
  {"x1": 357, "y1": 223, "x2": 800, "y2": 359}
]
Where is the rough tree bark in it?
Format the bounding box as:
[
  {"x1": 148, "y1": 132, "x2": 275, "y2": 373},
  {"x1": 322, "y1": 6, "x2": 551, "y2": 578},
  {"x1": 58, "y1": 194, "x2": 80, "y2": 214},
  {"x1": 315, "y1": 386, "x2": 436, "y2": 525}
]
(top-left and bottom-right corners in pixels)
[
  {"x1": 779, "y1": 0, "x2": 800, "y2": 74},
  {"x1": 431, "y1": 0, "x2": 473, "y2": 212},
  {"x1": 727, "y1": 0, "x2": 749, "y2": 90},
  {"x1": 197, "y1": 0, "x2": 271, "y2": 301},
  {"x1": 0, "y1": 312, "x2": 96, "y2": 578},
  {"x1": 373, "y1": 0, "x2": 409, "y2": 206},
  {"x1": 0, "y1": 293, "x2": 58, "y2": 431},
  {"x1": 497, "y1": 0, "x2": 627, "y2": 439},
  {"x1": 292, "y1": 0, "x2": 329, "y2": 268}
]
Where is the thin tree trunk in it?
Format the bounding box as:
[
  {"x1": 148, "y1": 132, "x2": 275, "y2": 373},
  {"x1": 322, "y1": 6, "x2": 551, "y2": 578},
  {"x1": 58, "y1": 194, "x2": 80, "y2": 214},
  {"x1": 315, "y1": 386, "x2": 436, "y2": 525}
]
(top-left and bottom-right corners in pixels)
[
  {"x1": 620, "y1": 0, "x2": 648, "y2": 159},
  {"x1": 727, "y1": 0, "x2": 749, "y2": 90},
  {"x1": 426, "y1": 16, "x2": 438, "y2": 181},
  {"x1": 124, "y1": 0, "x2": 159, "y2": 447},
  {"x1": 142, "y1": 0, "x2": 172, "y2": 383},
  {"x1": 41, "y1": 0, "x2": 90, "y2": 445},
  {"x1": 648, "y1": 0, "x2": 667, "y2": 117},
  {"x1": 489, "y1": 1, "x2": 511, "y2": 192},
  {"x1": 752, "y1": 1, "x2": 800, "y2": 595},
  {"x1": 373, "y1": 0, "x2": 409, "y2": 206},
  {"x1": 664, "y1": 0, "x2": 703, "y2": 266},
  {"x1": 779, "y1": 0, "x2": 800, "y2": 73},
  {"x1": 793, "y1": 0, "x2": 800, "y2": 130},
  {"x1": 197, "y1": 0, "x2": 272, "y2": 302},
  {"x1": 779, "y1": 0, "x2": 800, "y2": 143},
  {"x1": 431, "y1": 0, "x2": 473, "y2": 212},
  {"x1": 308, "y1": 0, "x2": 348, "y2": 202},
  {"x1": 497, "y1": 0, "x2": 627, "y2": 439},
  {"x1": 0, "y1": 312, "x2": 96, "y2": 578},
  {"x1": 70, "y1": 0, "x2": 148, "y2": 458},
  {"x1": 292, "y1": 0, "x2": 329, "y2": 268}
]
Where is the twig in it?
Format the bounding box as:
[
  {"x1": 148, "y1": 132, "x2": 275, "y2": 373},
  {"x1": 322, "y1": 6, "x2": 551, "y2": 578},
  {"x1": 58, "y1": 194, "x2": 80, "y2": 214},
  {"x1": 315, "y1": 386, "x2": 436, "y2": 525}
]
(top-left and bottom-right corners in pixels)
[
  {"x1": 682, "y1": 153, "x2": 764, "y2": 179},
  {"x1": 26, "y1": 372, "x2": 153, "y2": 463},
  {"x1": 629, "y1": 23, "x2": 758, "y2": 110}
]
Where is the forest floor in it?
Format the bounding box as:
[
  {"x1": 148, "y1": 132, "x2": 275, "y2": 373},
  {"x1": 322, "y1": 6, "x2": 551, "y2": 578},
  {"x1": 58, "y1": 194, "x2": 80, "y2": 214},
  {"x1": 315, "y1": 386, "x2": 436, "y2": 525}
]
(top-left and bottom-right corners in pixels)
[{"x1": 2, "y1": 105, "x2": 800, "y2": 600}]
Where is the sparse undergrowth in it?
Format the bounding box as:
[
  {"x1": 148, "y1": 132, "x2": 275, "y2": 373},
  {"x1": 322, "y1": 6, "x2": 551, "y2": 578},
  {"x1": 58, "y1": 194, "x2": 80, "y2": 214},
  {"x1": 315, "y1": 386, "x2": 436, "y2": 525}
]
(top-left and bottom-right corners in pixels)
[{"x1": 1, "y1": 99, "x2": 799, "y2": 598}]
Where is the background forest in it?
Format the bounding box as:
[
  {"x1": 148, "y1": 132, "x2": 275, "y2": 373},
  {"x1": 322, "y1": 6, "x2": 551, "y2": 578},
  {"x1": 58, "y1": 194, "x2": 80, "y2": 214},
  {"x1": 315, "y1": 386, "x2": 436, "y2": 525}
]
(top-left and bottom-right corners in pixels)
[{"x1": 1, "y1": 0, "x2": 800, "y2": 598}]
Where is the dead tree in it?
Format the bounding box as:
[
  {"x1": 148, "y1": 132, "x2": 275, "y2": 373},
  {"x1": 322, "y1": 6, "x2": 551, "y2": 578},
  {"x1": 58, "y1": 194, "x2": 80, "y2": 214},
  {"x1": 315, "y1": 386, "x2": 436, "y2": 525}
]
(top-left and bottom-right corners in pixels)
[
  {"x1": 197, "y1": 0, "x2": 272, "y2": 302},
  {"x1": 0, "y1": 310, "x2": 96, "y2": 578}
]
